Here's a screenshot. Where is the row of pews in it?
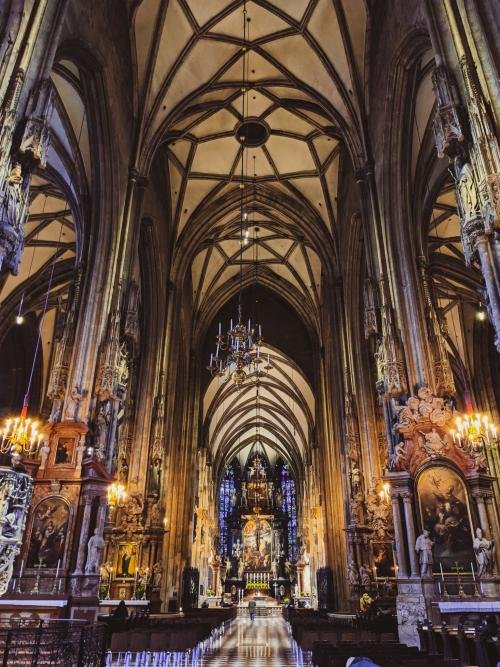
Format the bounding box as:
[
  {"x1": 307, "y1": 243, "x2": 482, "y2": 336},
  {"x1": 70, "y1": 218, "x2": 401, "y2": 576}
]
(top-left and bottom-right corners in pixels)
[
  {"x1": 104, "y1": 606, "x2": 237, "y2": 652},
  {"x1": 417, "y1": 618, "x2": 499, "y2": 667},
  {"x1": 287, "y1": 608, "x2": 499, "y2": 666}
]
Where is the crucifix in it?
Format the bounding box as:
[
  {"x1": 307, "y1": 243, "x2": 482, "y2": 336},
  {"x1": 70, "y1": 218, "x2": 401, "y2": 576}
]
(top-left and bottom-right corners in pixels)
[
  {"x1": 451, "y1": 561, "x2": 466, "y2": 598},
  {"x1": 232, "y1": 539, "x2": 242, "y2": 560},
  {"x1": 31, "y1": 558, "x2": 45, "y2": 594}
]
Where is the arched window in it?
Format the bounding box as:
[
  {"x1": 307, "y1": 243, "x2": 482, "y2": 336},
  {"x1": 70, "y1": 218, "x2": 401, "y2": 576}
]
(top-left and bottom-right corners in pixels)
[
  {"x1": 218, "y1": 465, "x2": 236, "y2": 557},
  {"x1": 281, "y1": 463, "x2": 298, "y2": 561}
]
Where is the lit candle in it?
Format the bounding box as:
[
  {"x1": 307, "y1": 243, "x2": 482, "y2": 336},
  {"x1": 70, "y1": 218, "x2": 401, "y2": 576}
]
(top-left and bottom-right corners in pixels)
[{"x1": 218, "y1": 322, "x2": 221, "y2": 336}]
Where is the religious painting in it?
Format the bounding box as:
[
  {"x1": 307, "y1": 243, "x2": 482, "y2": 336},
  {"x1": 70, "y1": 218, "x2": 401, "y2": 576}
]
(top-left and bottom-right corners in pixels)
[
  {"x1": 27, "y1": 498, "x2": 70, "y2": 568},
  {"x1": 417, "y1": 466, "x2": 474, "y2": 572},
  {"x1": 372, "y1": 542, "x2": 394, "y2": 578},
  {"x1": 54, "y1": 437, "x2": 75, "y2": 465},
  {"x1": 115, "y1": 542, "x2": 139, "y2": 579},
  {"x1": 243, "y1": 518, "x2": 272, "y2": 571}
]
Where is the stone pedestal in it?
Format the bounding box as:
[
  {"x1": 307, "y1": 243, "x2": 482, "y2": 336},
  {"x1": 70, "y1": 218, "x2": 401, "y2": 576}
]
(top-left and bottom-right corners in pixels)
[{"x1": 396, "y1": 580, "x2": 429, "y2": 647}]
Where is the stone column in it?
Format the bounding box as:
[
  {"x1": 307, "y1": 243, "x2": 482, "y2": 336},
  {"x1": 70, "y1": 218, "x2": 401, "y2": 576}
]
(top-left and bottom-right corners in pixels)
[
  {"x1": 476, "y1": 237, "x2": 500, "y2": 350},
  {"x1": 211, "y1": 561, "x2": 221, "y2": 596},
  {"x1": 402, "y1": 493, "x2": 420, "y2": 578},
  {"x1": 484, "y1": 496, "x2": 500, "y2": 572},
  {"x1": 391, "y1": 494, "x2": 408, "y2": 577},
  {"x1": 354, "y1": 536, "x2": 363, "y2": 570},
  {"x1": 473, "y1": 492, "x2": 490, "y2": 535},
  {"x1": 296, "y1": 563, "x2": 305, "y2": 595},
  {"x1": 74, "y1": 496, "x2": 93, "y2": 574}
]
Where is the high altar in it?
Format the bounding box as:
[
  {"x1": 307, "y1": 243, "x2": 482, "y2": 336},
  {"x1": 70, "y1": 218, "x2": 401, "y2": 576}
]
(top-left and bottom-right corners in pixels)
[{"x1": 219, "y1": 450, "x2": 297, "y2": 598}]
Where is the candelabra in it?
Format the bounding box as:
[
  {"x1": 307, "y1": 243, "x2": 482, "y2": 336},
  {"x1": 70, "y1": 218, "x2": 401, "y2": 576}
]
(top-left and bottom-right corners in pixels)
[
  {"x1": 1, "y1": 408, "x2": 43, "y2": 457},
  {"x1": 207, "y1": 304, "x2": 263, "y2": 387},
  {"x1": 450, "y1": 411, "x2": 498, "y2": 454}
]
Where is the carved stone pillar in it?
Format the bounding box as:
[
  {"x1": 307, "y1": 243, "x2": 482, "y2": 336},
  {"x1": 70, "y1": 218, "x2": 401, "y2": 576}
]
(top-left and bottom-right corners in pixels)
[
  {"x1": 211, "y1": 560, "x2": 221, "y2": 596},
  {"x1": 476, "y1": 236, "x2": 500, "y2": 350},
  {"x1": 0, "y1": 467, "x2": 34, "y2": 595},
  {"x1": 296, "y1": 563, "x2": 305, "y2": 595},
  {"x1": 74, "y1": 496, "x2": 93, "y2": 574},
  {"x1": 402, "y1": 493, "x2": 419, "y2": 577},
  {"x1": 473, "y1": 492, "x2": 490, "y2": 536},
  {"x1": 391, "y1": 494, "x2": 408, "y2": 578},
  {"x1": 484, "y1": 496, "x2": 500, "y2": 572}
]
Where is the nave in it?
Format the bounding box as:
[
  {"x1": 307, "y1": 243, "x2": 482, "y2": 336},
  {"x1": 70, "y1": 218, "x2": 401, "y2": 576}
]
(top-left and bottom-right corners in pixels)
[{"x1": 110, "y1": 616, "x2": 311, "y2": 667}]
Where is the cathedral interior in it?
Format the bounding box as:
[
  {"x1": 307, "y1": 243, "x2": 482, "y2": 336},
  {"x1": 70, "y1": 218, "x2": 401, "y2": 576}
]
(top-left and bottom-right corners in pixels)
[{"x1": 0, "y1": 0, "x2": 499, "y2": 664}]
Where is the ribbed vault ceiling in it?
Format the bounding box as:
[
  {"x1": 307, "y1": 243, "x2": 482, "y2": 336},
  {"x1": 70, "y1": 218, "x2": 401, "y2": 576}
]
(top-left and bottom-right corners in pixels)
[
  {"x1": 204, "y1": 345, "x2": 314, "y2": 481},
  {"x1": 133, "y1": 0, "x2": 368, "y2": 325}
]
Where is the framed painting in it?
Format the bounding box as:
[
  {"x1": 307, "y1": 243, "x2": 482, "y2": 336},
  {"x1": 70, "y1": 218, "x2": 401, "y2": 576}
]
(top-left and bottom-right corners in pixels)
[
  {"x1": 115, "y1": 543, "x2": 139, "y2": 579},
  {"x1": 243, "y1": 518, "x2": 272, "y2": 571},
  {"x1": 417, "y1": 465, "x2": 474, "y2": 572},
  {"x1": 371, "y1": 542, "x2": 394, "y2": 578},
  {"x1": 54, "y1": 437, "x2": 75, "y2": 465},
  {"x1": 27, "y1": 498, "x2": 70, "y2": 568}
]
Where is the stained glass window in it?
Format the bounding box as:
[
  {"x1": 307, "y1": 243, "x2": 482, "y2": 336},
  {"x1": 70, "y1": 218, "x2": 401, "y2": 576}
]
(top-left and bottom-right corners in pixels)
[
  {"x1": 281, "y1": 464, "x2": 298, "y2": 560},
  {"x1": 219, "y1": 466, "x2": 235, "y2": 557}
]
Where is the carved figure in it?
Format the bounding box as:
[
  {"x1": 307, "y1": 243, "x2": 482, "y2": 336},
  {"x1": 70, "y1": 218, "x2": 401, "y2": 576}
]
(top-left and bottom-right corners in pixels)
[
  {"x1": 271, "y1": 557, "x2": 278, "y2": 580},
  {"x1": 96, "y1": 400, "x2": 111, "y2": 454},
  {"x1": 65, "y1": 386, "x2": 83, "y2": 421},
  {"x1": 39, "y1": 441, "x2": 51, "y2": 469},
  {"x1": 225, "y1": 557, "x2": 232, "y2": 580},
  {"x1": 84, "y1": 529, "x2": 105, "y2": 575},
  {"x1": 237, "y1": 558, "x2": 244, "y2": 579},
  {"x1": 152, "y1": 562, "x2": 163, "y2": 589},
  {"x1": 348, "y1": 561, "x2": 359, "y2": 587},
  {"x1": 350, "y1": 465, "x2": 362, "y2": 495},
  {"x1": 418, "y1": 428, "x2": 447, "y2": 457},
  {"x1": 415, "y1": 529, "x2": 434, "y2": 577},
  {"x1": 389, "y1": 441, "x2": 407, "y2": 471},
  {"x1": 241, "y1": 483, "x2": 247, "y2": 507},
  {"x1": 458, "y1": 163, "x2": 479, "y2": 221},
  {"x1": 473, "y1": 528, "x2": 495, "y2": 578},
  {"x1": 358, "y1": 564, "x2": 371, "y2": 587}
]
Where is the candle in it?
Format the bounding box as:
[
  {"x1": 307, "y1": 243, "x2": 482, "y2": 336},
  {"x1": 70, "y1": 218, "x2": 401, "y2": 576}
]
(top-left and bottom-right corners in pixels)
[
  {"x1": 19, "y1": 559, "x2": 24, "y2": 579},
  {"x1": 470, "y1": 562, "x2": 476, "y2": 581},
  {"x1": 439, "y1": 561, "x2": 445, "y2": 582},
  {"x1": 55, "y1": 559, "x2": 60, "y2": 580}
]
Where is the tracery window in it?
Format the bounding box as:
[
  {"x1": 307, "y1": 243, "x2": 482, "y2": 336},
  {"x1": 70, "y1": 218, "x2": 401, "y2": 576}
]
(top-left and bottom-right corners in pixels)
[
  {"x1": 218, "y1": 466, "x2": 235, "y2": 556},
  {"x1": 281, "y1": 464, "x2": 298, "y2": 560}
]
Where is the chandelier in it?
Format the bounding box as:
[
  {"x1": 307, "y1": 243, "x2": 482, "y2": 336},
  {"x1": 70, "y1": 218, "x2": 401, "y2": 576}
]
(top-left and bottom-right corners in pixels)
[
  {"x1": 107, "y1": 482, "x2": 127, "y2": 507},
  {"x1": 1, "y1": 405, "x2": 43, "y2": 457},
  {"x1": 207, "y1": 308, "x2": 263, "y2": 387},
  {"x1": 450, "y1": 410, "x2": 498, "y2": 452},
  {"x1": 207, "y1": 4, "x2": 263, "y2": 388}
]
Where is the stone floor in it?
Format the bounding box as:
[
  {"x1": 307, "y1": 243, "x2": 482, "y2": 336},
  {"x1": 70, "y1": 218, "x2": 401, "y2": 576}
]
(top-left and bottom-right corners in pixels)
[
  {"x1": 198, "y1": 616, "x2": 311, "y2": 666},
  {"x1": 109, "y1": 616, "x2": 313, "y2": 666}
]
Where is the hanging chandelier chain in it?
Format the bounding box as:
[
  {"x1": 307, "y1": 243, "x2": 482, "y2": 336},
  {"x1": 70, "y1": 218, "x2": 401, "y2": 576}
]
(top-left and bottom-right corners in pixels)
[{"x1": 206, "y1": 3, "x2": 264, "y2": 389}]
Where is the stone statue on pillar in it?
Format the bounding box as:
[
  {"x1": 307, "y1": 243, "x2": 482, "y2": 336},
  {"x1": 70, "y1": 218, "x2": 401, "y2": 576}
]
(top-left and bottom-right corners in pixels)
[
  {"x1": 347, "y1": 561, "x2": 359, "y2": 588},
  {"x1": 84, "y1": 529, "x2": 105, "y2": 575},
  {"x1": 415, "y1": 530, "x2": 434, "y2": 578},
  {"x1": 65, "y1": 386, "x2": 83, "y2": 421},
  {"x1": 473, "y1": 528, "x2": 495, "y2": 578}
]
